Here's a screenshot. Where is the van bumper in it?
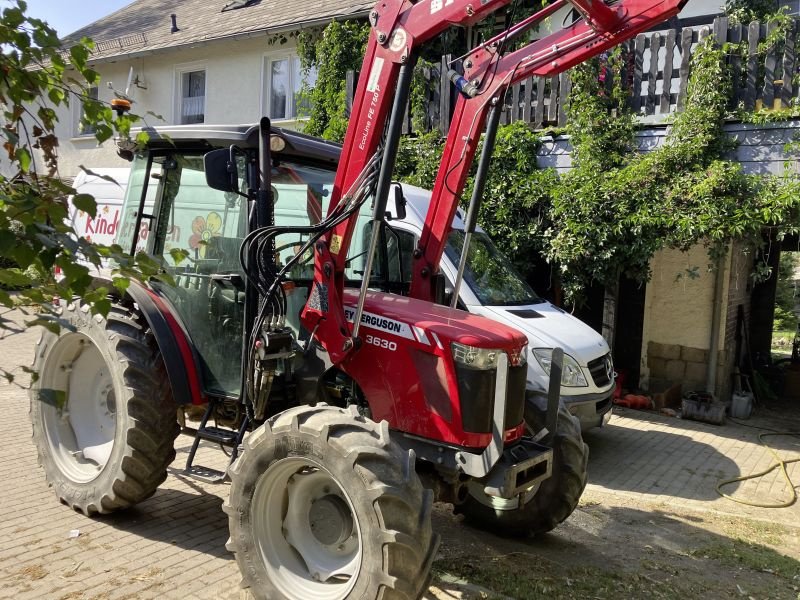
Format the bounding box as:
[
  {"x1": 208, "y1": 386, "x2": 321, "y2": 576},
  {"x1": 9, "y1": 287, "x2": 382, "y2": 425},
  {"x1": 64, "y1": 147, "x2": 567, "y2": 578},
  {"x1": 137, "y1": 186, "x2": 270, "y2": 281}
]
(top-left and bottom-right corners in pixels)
[{"x1": 563, "y1": 391, "x2": 613, "y2": 431}]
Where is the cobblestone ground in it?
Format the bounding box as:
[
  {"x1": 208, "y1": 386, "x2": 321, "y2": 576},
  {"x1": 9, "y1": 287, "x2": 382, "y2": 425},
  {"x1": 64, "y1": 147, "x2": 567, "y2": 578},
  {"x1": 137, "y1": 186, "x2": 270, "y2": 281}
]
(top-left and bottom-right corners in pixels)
[{"x1": 1, "y1": 307, "x2": 799, "y2": 599}]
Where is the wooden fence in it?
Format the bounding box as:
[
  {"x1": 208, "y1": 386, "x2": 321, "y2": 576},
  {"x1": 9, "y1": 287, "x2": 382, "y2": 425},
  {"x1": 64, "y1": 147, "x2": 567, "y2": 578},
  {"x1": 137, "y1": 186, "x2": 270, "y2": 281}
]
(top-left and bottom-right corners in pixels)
[{"x1": 345, "y1": 16, "x2": 799, "y2": 134}]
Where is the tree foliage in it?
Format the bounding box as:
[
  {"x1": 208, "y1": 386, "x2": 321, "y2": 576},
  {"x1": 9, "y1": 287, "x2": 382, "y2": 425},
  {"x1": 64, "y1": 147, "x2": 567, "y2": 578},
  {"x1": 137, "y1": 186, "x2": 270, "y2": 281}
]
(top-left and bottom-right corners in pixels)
[
  {"x1": 297, "y1": 20, "x2": 370, "y2": 141},
  {"x1": 0, "y1": 1, "x2": 164, "y2": 382}
]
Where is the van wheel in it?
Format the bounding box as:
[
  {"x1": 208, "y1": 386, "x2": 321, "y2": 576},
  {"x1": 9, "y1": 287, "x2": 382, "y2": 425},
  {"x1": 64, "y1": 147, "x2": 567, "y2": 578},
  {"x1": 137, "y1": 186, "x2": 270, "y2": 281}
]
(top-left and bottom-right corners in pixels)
[{"x1": 30, "y1": 301, "x2": 179, "y2": 515}]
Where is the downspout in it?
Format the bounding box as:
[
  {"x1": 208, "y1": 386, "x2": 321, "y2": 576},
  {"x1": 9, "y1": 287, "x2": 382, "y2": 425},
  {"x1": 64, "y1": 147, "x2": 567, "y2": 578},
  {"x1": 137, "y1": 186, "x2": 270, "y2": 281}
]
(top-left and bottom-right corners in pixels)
[{"x1": 706, "y1": 252, "x2": 726, "y2": 395}]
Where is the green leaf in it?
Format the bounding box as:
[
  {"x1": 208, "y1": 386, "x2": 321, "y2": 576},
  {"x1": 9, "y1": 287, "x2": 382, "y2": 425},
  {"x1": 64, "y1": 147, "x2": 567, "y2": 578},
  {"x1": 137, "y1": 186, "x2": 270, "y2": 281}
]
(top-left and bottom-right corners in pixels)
[
  {"x1": 169, "y1": 248, "x2": 189, "y2": 265},
  {"x1": 47, "y1": 87, "x2": 65, "y2": 105},
  {"x1": 94, "y1": 124, "x2": 114, "y2": 144},
  {"x1": 112, "y1": 277, "x2": 130, "y2": 294},
  {"x1": 72, "y1": 193, "x2": 97, "y2": 218},
  {"x1": 25, "y1": 317, "x2": 64, "y2": 335},
  {"x1": 0, "y1": 268, "x2": 32, "y2": 287},
  {"x1": 0, "y1": 289, "x2": 13, "y2": 307},
  {"x1": 36, "y1": 388, "x2": 67, "y2": 409},
  {"x1": 16, "y1": 147, "x2": 31, "y2": 172}
]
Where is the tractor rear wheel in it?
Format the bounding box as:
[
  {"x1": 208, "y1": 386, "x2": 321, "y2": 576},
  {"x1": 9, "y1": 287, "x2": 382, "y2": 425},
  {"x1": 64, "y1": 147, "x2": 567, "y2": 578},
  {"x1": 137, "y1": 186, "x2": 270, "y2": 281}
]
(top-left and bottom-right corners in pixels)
[
  {"x1": 225, "y1": 404, "x2": 439, "y2": 600},
  {"x1": 30, "y1": 301, "x2": 178, "y2": 515},
  {"x1": 456, "y1": 395, "x2": 588, "y2": 536}
]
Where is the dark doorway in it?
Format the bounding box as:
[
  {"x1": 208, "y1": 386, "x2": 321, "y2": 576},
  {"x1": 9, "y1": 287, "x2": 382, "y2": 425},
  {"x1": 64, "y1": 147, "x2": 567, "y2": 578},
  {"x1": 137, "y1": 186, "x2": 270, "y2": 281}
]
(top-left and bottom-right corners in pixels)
[{"x1": 613, "y1": 276, "x2": 647, "y2": 388}]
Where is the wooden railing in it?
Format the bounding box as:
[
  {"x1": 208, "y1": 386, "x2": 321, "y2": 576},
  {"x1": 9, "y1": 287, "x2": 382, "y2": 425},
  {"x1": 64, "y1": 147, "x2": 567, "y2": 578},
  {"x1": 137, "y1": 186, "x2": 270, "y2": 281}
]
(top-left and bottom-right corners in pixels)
[{"x1": 345, "y1": 16, "x2": 799, "y2": 133}]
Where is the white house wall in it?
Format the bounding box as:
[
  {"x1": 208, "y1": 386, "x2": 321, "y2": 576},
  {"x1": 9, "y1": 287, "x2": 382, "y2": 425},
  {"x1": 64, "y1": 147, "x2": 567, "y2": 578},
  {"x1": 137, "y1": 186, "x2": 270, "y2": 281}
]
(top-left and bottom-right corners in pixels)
[{"x1": 53, "y1": 35, "x2": 302, "y2": 178}]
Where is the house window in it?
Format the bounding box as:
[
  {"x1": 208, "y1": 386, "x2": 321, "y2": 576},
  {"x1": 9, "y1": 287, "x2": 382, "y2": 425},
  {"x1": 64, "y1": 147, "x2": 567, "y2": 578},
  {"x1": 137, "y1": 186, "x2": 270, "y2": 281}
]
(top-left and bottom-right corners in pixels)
[
  {"x1": 180, "y1": 69, "x2": 206, "y2": 124},
  {"x1": 77, "y1": 86, "x2": 99, "y2": 136},
  {"x1": 265, "y1": 55, "x2": 317, "y2": 120}
]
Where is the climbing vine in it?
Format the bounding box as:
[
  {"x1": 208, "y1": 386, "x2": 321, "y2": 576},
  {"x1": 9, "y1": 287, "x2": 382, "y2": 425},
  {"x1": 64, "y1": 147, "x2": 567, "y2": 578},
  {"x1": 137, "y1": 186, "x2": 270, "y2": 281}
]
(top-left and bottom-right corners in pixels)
[
  {"x1": 298, "y1": 14, "x2": 800, "y2": 304},
  {"x1": 296, "y1": 20, "x2": 370, "y2": 141},
  {"x1": 549, "y1": 37, "x2": 800, "y2": 301}
]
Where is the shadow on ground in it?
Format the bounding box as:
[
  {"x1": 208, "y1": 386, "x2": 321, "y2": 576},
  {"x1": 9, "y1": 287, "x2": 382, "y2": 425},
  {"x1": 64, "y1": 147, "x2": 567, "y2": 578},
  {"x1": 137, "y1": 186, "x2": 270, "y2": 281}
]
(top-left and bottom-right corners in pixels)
[
  {"x1": 98, "y1": 486, "x2": 233, "y2": 560},
  {"x1": 432, "y1": 501, "x2": 800, "y2": 599}
]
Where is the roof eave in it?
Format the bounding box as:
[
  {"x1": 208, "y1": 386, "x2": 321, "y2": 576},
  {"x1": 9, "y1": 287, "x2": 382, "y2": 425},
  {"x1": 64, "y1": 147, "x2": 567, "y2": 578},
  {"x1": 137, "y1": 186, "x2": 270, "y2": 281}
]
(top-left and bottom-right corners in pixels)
[{"x1": 82, "y1": 10, "x2": 371, "y2": 66}]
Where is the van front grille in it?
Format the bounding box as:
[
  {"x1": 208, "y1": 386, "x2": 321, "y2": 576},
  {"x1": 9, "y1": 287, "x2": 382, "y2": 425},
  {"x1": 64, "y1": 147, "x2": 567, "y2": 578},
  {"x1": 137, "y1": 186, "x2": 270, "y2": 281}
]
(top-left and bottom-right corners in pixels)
[{"x1": 587, "y1": 353, "x2": 613, "y2": 387}]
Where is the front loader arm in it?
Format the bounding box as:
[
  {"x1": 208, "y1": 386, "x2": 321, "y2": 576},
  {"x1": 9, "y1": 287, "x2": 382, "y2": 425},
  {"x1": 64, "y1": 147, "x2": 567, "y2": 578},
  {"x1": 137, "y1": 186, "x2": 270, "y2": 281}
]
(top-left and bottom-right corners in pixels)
[
  {"x1": 302, "y1": 0, "x2": 515, "y2": 364},
  {"x1": 409, "y1": 0, "x2": 689, "y2": 302}
]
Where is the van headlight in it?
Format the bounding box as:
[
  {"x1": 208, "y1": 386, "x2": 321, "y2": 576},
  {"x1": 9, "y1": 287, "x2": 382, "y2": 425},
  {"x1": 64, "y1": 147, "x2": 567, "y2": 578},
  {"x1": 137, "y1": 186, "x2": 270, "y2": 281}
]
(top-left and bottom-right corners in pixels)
[{"x1": 532, "y1": 348, "x2": 588, "y2": 387}]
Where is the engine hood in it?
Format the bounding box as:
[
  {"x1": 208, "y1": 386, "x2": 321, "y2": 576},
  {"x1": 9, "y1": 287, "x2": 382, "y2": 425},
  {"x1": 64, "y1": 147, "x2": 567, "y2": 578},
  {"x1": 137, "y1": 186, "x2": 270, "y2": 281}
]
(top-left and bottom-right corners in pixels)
[{"x1": 474, "y1": 302, "x2": 609, "y2": 365}]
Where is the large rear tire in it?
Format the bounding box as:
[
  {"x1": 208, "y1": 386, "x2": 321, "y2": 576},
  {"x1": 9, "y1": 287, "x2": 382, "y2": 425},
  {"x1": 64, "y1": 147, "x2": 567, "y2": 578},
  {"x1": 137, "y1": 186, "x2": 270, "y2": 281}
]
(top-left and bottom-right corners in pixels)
[
  {"x1": 30, "y1": 301, "x2": 179, "y2": 515},
  {"x1": 225, "y1": 404, "x2": 439, "y2": 600},
  {"x1": 456, "y1": 395, "x2": 588, "y2": 536}
]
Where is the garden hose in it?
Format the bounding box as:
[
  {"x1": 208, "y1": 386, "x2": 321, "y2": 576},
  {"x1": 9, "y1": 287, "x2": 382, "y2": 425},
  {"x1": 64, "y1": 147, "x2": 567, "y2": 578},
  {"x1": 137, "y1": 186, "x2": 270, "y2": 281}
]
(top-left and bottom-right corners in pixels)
[{"x1": 716, "y1": 431, "x2": 800, "y2": 509}]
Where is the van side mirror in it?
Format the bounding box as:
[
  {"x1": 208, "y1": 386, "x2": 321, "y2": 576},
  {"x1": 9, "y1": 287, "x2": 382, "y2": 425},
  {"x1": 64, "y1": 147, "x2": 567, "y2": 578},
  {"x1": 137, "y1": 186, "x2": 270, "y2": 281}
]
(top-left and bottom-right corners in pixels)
[
  {"x1": 386, "y1": 184, "x2": 407, "y2": 221},
  {"x1": 204, "y1": 146, "x2": 241, "y2": 194}
]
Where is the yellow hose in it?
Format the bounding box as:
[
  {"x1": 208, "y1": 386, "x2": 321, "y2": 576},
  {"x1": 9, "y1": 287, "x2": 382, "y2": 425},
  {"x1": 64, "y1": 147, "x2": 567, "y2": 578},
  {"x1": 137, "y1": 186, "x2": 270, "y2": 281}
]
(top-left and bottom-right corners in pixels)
[{"x1": 716, "y1": 432, "x2": 800, "y2": 509}]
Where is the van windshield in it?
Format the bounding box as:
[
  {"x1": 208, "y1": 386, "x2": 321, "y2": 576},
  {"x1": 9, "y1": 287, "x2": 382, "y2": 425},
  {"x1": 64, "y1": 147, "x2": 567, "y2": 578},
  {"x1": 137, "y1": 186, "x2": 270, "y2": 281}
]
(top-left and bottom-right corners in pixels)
[{"x1": 445, "y1": 230, "x2": 541, "y2": 306}]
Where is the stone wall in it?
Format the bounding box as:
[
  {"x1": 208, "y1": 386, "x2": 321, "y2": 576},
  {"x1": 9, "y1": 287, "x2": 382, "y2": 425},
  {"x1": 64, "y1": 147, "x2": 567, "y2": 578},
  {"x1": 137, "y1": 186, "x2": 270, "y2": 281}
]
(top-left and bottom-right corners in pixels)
[{"x1": 646, "y1": 341, "x2": 726, "y2": 396}]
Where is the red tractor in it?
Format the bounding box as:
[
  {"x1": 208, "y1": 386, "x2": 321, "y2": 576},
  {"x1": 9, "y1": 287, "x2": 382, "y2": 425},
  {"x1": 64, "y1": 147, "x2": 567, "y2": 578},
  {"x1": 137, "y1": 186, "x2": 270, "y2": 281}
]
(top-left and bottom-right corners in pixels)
[{"x1": 31, "y1": 1, "x2": 686, "y2": 598}]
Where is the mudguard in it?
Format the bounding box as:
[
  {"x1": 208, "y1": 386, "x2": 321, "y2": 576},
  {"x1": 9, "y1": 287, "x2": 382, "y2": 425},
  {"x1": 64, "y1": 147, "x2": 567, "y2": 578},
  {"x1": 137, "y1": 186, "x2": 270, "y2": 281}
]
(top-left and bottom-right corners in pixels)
[{"x1": 125, "y1": 281, "x2": 204, "y2": 405}]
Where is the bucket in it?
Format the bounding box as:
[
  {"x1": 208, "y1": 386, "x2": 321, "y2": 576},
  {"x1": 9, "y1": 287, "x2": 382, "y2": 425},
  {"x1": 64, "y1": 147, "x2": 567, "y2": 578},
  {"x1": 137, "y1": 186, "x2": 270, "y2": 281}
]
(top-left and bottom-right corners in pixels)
[{"x1": 730, "y1": 392, "x2": 753, "y2": 419}]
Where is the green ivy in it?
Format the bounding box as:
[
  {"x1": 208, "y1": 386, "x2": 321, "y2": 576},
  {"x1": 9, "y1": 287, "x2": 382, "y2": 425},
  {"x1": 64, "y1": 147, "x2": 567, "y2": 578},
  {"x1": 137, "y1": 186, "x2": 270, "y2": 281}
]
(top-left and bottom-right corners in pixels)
[
  {"x1": 297, "y1": 20, "x2": 370, "y2": 141},
  {"x1": 549, "y1": 37, "x2": 800, "y2": 302}
]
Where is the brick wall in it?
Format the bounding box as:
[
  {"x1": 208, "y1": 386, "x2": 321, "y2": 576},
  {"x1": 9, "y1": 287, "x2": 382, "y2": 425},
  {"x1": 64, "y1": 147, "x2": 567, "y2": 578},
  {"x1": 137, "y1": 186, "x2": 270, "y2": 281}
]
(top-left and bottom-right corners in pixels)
[
  {"x1": 641, "y1": 242, "x2": 751, "y2": 401},
  {"x1": 646, "y1": 341, "x2": 726, "y2": 396}
]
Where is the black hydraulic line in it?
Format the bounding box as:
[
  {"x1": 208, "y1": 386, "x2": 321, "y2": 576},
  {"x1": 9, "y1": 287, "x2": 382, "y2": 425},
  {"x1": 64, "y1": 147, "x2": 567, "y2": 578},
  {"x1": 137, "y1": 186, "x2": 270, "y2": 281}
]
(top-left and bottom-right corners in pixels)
[
  {"x1": 466, "y1": 101, "x2": 502, "y2": 233},
  {"x1": 239, "y1": 117, "x2": 273, "y2": 409},
  {"x1": 256, "y1": 116, "x2": 273, "y2": 231}
]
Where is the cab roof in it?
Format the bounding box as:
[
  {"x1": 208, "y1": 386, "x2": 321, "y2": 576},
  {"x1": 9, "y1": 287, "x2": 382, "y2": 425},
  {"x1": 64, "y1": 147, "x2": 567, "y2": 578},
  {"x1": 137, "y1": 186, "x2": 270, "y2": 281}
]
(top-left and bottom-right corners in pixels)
[{"x1": 134, "y1": 123, "x2": 342, "y2": 167}]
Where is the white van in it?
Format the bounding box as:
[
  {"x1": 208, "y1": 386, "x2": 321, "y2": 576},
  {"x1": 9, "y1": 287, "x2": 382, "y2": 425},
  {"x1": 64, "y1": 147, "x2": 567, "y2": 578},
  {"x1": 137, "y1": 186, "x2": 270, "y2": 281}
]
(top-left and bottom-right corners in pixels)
[
  {"x1": 387, "y1": 185, "x2": 614, "y2": 431},
  {"x1": 268, "y1": 178, "x2": 614, "y2": 431},
  {"x1": 69, "y1": 168, "x2": 130, "y2": 246}
]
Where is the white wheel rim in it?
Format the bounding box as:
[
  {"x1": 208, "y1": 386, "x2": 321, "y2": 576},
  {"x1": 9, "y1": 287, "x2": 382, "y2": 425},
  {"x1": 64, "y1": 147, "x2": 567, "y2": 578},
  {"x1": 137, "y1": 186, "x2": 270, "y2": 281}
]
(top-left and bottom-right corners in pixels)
[
  {"x1": 251, "y1": 457, "x2": 362, "y2": 600},
  {"x1": 38, "y1": 332, "x2": 117, "y2": 483}
]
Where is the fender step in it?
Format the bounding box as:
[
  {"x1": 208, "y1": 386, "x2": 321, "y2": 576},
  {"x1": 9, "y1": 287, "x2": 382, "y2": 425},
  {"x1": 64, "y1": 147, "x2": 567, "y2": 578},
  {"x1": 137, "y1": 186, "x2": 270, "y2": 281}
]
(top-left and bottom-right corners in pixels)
[{"x1": 183, "y1": 399, "x2": 249, "y2": 483}]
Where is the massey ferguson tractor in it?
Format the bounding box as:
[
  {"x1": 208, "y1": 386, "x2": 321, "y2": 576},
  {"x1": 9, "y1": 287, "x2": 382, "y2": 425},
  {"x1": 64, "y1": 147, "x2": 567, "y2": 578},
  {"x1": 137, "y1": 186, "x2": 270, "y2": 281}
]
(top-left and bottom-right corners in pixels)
[{"x1": 31, "y1": 0, "x2": 686, "y2": 598}]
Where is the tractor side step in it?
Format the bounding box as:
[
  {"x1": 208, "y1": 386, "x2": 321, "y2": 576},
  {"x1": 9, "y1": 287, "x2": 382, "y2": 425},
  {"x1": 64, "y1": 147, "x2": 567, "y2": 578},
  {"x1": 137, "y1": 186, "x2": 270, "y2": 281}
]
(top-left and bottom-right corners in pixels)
[
  {"x1": 185, "y1": 465, "x2": 228, "y2": 484},
  {"x1": 196, "y1": 426, "x2": 239, "y2": 446},
  {"x1": 183, "y1": 399, "x2": 249, "y2": 484}
]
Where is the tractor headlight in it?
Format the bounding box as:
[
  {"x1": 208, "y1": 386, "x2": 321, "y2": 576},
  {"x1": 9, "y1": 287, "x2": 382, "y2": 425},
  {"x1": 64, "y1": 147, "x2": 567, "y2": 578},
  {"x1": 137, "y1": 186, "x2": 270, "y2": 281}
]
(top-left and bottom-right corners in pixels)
[
  {"x1": 532, "y1": 348, "x2": 588, "y2": 387},
  {"x1": 451, "y1": 342, "x2": 499, "y2": 370}
]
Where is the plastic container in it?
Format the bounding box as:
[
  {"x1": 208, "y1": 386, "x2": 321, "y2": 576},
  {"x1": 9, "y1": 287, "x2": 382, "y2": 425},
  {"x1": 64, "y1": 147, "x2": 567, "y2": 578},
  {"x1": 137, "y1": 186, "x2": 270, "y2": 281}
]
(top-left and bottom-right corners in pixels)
[{"x1": 730, "y1": 392, "x2": 753, "y2": 419}]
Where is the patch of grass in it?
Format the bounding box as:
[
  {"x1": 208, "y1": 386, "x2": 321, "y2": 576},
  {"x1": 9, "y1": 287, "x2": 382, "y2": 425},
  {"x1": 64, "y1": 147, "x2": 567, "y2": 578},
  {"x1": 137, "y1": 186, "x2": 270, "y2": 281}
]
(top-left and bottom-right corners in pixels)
[
  {"x1": 434, "y1": 554, "x2": 700, "y2": 600},
  {"x1": 692, "y1": 540, "x2": 800, "y2": 581},
  {"x1": 716, "y1": 518, "x2": 788, "y2": 546}
]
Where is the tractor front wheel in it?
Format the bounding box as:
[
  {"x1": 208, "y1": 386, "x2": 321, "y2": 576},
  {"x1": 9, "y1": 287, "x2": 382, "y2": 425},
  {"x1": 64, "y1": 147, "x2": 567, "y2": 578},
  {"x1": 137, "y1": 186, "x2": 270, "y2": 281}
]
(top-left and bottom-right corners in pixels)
[
  {"x1": 225, "y1": 405, "x2": 439, "y2": 600},
  {"x1": 456, "y1": 395, "x2": 588, "y2": 537},
  {"x1": 30, "y1": 301, "x2": 178, "y2": 515}
]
